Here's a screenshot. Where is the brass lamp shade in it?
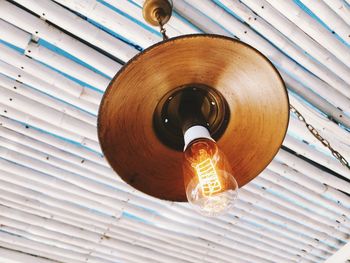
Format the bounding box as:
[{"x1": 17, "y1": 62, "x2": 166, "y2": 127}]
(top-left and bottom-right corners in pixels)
[{"x1": 98, "y1": 34, "x2": 289, "y2": 202}]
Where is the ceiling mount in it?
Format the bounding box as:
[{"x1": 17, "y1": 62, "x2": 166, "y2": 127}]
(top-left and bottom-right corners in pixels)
[{"x1": 142, "y1": 0, "x2": 173, "y2": 27}]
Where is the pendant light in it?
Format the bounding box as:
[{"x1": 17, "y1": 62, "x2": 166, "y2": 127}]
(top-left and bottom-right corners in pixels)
[{"x1": 98, "y1": 0, "x2": 290, "y2": 216}]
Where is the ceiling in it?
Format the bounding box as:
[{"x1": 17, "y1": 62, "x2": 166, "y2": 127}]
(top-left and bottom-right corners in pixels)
[{"x1": 0, "y1": 0, "x2": 350, "y2": 262}]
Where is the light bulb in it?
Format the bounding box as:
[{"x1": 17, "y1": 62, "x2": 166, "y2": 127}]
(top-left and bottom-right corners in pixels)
[{"x1": 183, "y1": 129, "x2": 238, "y2": 217}]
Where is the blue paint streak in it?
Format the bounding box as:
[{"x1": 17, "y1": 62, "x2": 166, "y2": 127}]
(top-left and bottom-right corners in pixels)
[
  {"x1": 267, "y1": 186, "x2": 315, "y2": 212},
  {"x1": 1, "y1": 71, "x2": 97, "y2": 118},
  {"x1": 3, "y1": 115, "x2": 102, "y2": 156},
  {"x1": 1, "y1": 38, "x2": 110, "y2": 92},
  {"x1": 323, "y1": 192, "x2": 350, "y2": 210},
  {"x1": 182, "y1": 0, "x2": 232, "y2": 35},
  {"x1": 289, "y1": 91, "x2": 328, "y2": 118},
  {"x1": 123, "y1": 212, "x2": 151, "y2": 224},
  {"x1": 287, "y1": 123, "x2": 334, "y2": 157},
  {"x1": 38, "y1": 39, "x2": 113, "y2": 80},
  {"x1": 33, "y1": 58, "x2": 104, "y2": 94},
  {"x1": 171, "y1": 10, "x2": 203, "y2": 33},
  {"x1": 97, "y1": 0, "x2": 160, "y2": 36},
  {"x1": 213, "y1": 0, "x2": 244, "y2": 23},
  {"x1": 86, "y1": 17, "x2": 143, "y2": 52},
  {"x1": 293, "y1": 0, "x2": 350, "y2": 46},
  {"x1": 345, "y1": 0, "x2": 350, "y2": 8},
  {"x1": 0, "y1": 39, "x2": 25, "y2": 54},
  {"x1": 214, "y1": 0, "x2": 286, "y2": 46},
  {"x1": 280, "y1": 68, "x2": 350, "y2": 132}
]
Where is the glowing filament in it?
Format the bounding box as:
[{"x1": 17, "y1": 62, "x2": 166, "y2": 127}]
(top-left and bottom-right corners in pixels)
[{"x1": 194, "y1": 158, "x2": 222, "y2": 196}]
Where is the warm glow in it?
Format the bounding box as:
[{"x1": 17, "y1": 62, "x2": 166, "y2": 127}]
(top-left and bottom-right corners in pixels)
[
  {"x1": 193, "y1": 155, "x2": 222, "y2": 196},
  {"x1": 184, "y1": 137, "x2": 238, "y2": 217}
]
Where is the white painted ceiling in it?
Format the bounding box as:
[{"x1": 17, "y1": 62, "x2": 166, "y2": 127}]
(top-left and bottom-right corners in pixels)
[{"x1": 0, "y1": 0, "x2": 350, "y2": 262}]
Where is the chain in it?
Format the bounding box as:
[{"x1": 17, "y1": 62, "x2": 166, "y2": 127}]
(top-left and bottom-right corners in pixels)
[
  {"x1": 155, "y1": 11, "x2": 169, "y2": 40},
  {"x1": 290, "y1": 104, "x2": 349, "y2": 169}
]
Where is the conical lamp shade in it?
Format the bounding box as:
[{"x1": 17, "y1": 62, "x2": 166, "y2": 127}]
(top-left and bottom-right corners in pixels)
[{"x1": 98, "y1": 34, "x2": 289, "y2": 201}]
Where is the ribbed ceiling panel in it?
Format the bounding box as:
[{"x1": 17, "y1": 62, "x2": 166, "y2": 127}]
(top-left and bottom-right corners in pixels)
[{"x1": 0, "y1": 0, "x2": 350, "y2": 262}]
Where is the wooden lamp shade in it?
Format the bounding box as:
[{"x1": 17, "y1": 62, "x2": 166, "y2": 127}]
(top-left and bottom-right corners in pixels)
[{"x1": 98, "y1": 34, "x2": 289, "y2": 202}]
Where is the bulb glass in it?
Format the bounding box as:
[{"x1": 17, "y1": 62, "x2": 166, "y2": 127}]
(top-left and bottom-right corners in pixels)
[{"x1": 183, "y1": 138, "x2": 238, "y2": 217}]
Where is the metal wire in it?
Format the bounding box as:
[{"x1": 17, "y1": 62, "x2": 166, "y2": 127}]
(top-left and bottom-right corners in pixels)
[{"x1": 290, "y1": 104, "x2": 350, "y2": 169}]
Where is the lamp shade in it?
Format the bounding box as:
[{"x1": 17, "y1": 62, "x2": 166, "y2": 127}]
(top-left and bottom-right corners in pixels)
[{"x1": 98, "y1": 34, "x2": 289, "y2": 201}]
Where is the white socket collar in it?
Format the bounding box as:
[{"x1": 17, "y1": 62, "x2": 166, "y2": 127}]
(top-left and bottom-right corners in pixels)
[{"x1": 183, "y1": 125, "x2": 214, "y2": 151}]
